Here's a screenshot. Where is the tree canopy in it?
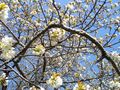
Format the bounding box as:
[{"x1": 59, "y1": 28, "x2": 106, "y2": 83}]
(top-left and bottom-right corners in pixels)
[{"x1": 0, "y1": 0, "x2": 120, "y2": 90}]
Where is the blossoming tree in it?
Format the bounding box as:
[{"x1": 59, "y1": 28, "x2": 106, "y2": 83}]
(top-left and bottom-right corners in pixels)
[{"x1": 0, "y1": 0, "x2": 120, "y2": 90}]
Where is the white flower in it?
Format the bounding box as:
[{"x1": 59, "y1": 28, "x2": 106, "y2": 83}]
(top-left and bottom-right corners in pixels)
[
  {"x1": 67, "y1": 3, "x2": 74, "y2": 9},
  {"x1": 11, "y1": 0, "x2": 19, "y2": 3},
  {"x1": 111, "y1": 51, "x2": 119, "y2": 56},
  {"x1": 115, "y1": 82, "x2": 120, "y2": 88},
  {"x1": 118, "y1": 27, "x2": 120, "y2": 32},
  {"x1": 0, "y1": 36, "x2": 15, "y2": 60},
  {"x1": 110, "y1": 51, "x2": 120, "y2": 62},
  {"x1": 29, "y1": 86, "x2": 45, "y2": 90},
  {"x1": 1, "y1": 47, "x2": 16, "y2": 60},
  {"x1": 114, "y1": 3, "x2": 119, "y2": 7},
  {"x1": 0, "y1": 3, "x2": 9, "y2": 21},
  {"x1": 114, "y1": 19, "x2": 119, "y2": 24},
  {"x1": 1, "y1": 36, "x2": 14, "y2": 47},
  {"x1": 49, "y1": 0, "x2": 53, "y2": 3},
  {"x1": 1, "y1": 73, "x2": 6, "y2": 78},
  {"x1": 84, "y1": 5, "x2": 89, "y2": 10},
  {"x1": 51, "y1": 40, "x2": 57, "y2": 46},
  {"x1": 116, "y1": 16, "x2": 120, "y2": 21},
  {"x1": 33, "y1": 44, "x2": 45, "y2": 55},
  {"x1": 50, "y1": 28, "x2": 65, "y2": 42},
  {"x1": 86, "y1": 0, "x2": 91, "y2": 4},
  {"x1": 0, "y1": 73, "x2": 8, "y2": 86},
  {"x1": 40, "y1": 87, "x2": 45, "y2": 90},
  {"x1": 86, "y1": 84, "x2": 91, "y2": 90},
  {"x1": 109, "y1": 80, "x2": 120, "y2": 89},
  {"x1": 46, "y1": 73, "x2": 63, "y2": 88},
  {"x1": 73, "y1": 84, "x2": 78, "y2": 90},
  {"x1": 73, "y1": 81, "x2": 85, "y2": 90}
]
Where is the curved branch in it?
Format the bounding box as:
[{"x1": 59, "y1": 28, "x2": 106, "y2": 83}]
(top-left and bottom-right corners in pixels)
[{"x1": 0, "y1": 23, "x2": 119, "y2": 76}]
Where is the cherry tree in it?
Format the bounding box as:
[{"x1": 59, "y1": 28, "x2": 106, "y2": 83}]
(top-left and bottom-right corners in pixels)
[{"x1": 0, "y1": 0, "x2": 120, "y2": 90}]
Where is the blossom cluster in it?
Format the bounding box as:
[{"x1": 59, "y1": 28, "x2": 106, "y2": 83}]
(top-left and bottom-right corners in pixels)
[
  {"x1": 0, "y1": 73, "x2": 8, "y2": 86},
  {"x1": 46, "y1": 72, "x2": 63, "y2": 88},
  {"x1": 0, "y1": 3, "x2": 9, "y2": 21},
  {"x1": 29, "y1": 73, "x2": 91, "y2": 90},
  {"x1": 73, "y1": 81, "x2": 85, "y2": 90},
  {"x1": 50, "y1": 28, "x2": 65, "y2": 40},
  {"x1": 49, "y1": 28, "x2": 65, "y2": 45},
  {"x1": 109, "y1": 80, "x2": 120, "y2": 89},
  {"x1": 32, "y1": 28, "x2": 66, "y2": 54},
  {"x1": 73, "y1": 81, "x2": 90, "y2": 90},
  {"x1": 0, "y1": 36, "x2": 15, "y2": 60},
  {"x1": 29, "y1": 86, "x2": 45, "y2": 90},
  {"x1": 29, "y1": 73, "x2": 63, "y2": 90},
  {"x1": 110, "y1": 51, "x2": 120, "y2": 62},
  {"x1": 32, "y1": 44, "x2": 45, "y2": 55}
]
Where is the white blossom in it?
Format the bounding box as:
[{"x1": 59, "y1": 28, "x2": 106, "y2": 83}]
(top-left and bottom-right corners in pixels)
[
  {"x1": 0, "y1": 3, "x2": 9, "y2": 21},
  {"x1": 0, "y1": 73, "x2": 8, "y2": 86},
  {"x1": 0, "y1": 36, "x2": 15, "y2": 60},
  {"x1": 46, "y1": 73, "x2": 63, "y2": 88},
  {"x1": 29, "y1": 86, "x2": 45, "y2": 90},
  {"x1": 118, "y1": 27, "x2": 120, "y2": 32},
  {"x1": 10, "y1": 0, "x2": 19, "y2": 3},
  {"x1": 86, "y1": 84, "x2": 91, "y2": 90},
  {"x1": 111, "y1": 51, "x2": 120, "y2": 62},
  {"x1": 1, "y1": 47, "x2": 15, "y2": 60},
  {"x1": 1, "y1": 36, "x2": 15, "y2": 46},
  {"x1": 32, "y1": 44, "x2": 45, "y2": 55},
  {"x1": 66, "y1": 3, "x2": 74, "y2": 9},
  {"x1": 116, "y1": 16, "x2": 120, "y2": 21},
  {"x1": 73, "y1": 81, "x2": 85, "y2": 90},
  {"x1": 50, "y1": 28, "x2": 65, "y2": 42},
  {"x1": 109, "y1": 80, "x2": 120, "y2": 89}
]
